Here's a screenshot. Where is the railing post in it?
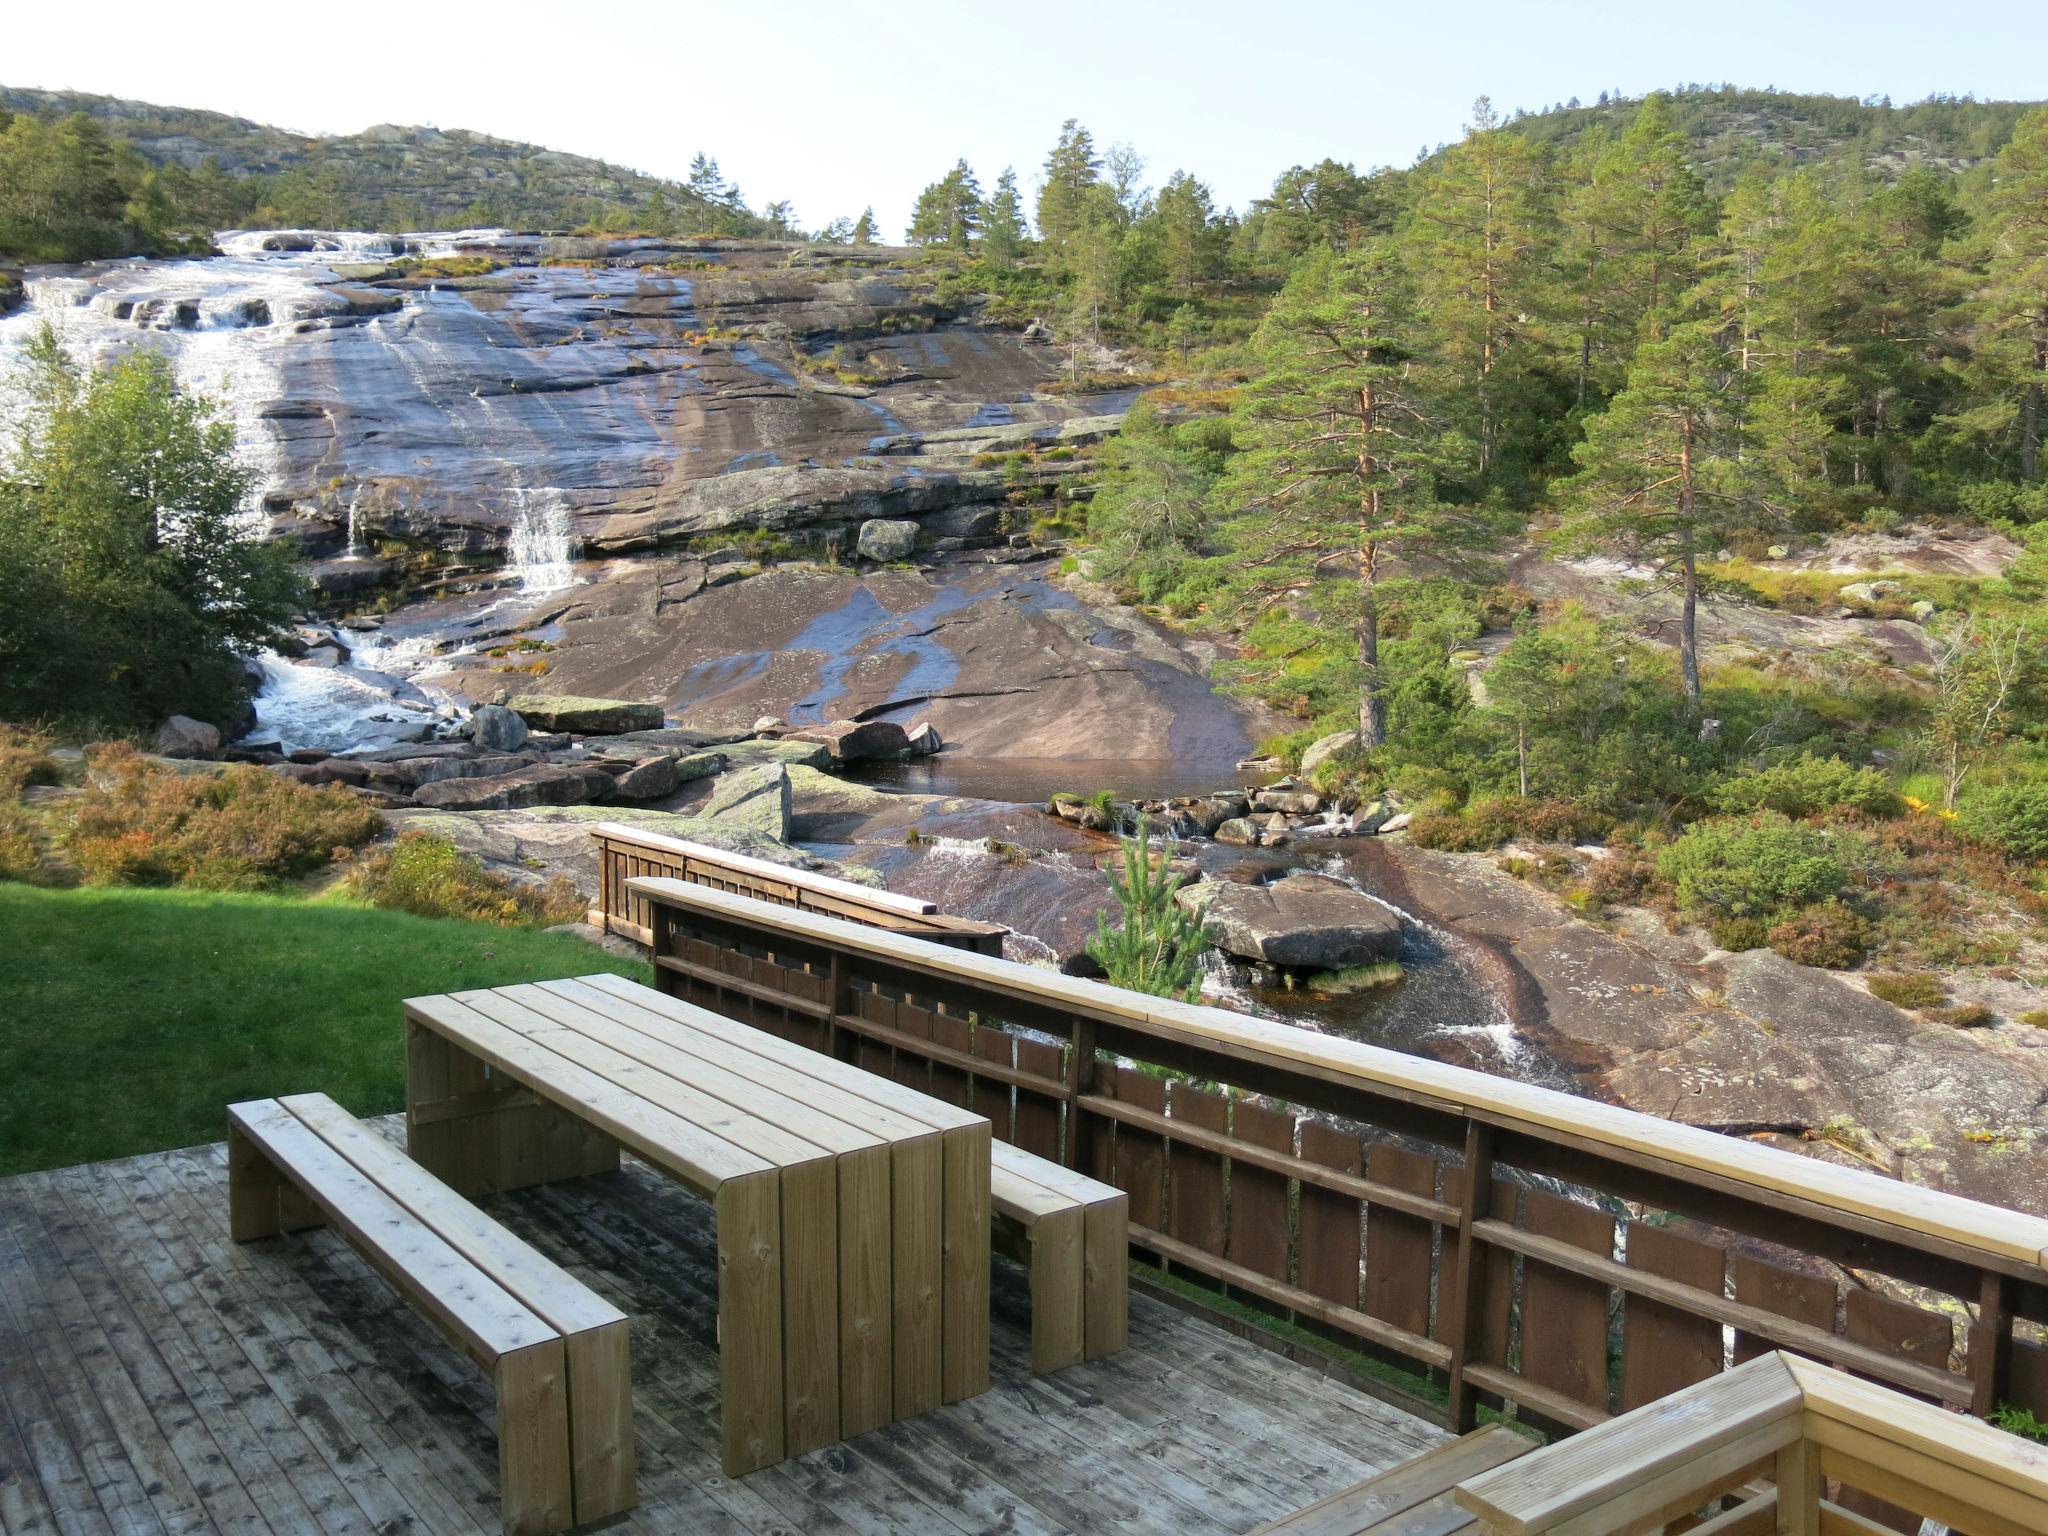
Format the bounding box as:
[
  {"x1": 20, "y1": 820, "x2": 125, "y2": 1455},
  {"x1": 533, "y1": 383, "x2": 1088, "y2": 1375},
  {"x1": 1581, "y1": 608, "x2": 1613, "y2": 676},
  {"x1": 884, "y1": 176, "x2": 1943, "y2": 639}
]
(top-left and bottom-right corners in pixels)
[
  {"x1": 824, "y1": 953, "x2": 852, "y2": 1064},
  {"x1": 1444, "y1": 1119, "x2": 1496, "y2": 1433},
  {"x1": 1066, "y1": 1016, "x2": 1099, "y2": 1173},
  {"x1": 1970, "y1": 1269, "x2": 2014, "y2": 1417}
]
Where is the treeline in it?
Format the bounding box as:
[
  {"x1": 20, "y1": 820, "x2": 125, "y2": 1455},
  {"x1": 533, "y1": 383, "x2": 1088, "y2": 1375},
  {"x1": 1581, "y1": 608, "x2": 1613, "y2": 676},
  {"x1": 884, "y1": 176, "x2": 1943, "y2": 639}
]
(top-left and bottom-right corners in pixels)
[{"x1": 0, "y1": 105, "x2": 779, "y2": 260}]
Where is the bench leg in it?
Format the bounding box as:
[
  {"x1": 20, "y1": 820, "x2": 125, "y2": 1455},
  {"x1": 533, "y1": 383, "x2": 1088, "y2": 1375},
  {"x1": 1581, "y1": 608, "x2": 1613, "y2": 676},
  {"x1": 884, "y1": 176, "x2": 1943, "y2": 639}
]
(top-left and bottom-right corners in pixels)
[
  {"x1": 1029, "y1": 1206, "x2": 1087, "y2": 1374},
  {"x1": 228, "y1": 1124, "x2": 323, "y2": 1241},
  {"x1": 565, "y1": 1320, "x2": 636, "y2": 1526},
  {"x1": 1082, "y1": 1193, "x2": 1129, "y2": 1360},
  {"x1": 496, "y1": 1339, "x2": 573, "y2": 1536}
]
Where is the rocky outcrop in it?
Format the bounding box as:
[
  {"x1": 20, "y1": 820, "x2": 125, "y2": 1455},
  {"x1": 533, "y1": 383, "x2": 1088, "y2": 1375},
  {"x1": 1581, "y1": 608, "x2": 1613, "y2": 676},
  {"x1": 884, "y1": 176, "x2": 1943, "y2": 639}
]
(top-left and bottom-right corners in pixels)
[
  {"x1": 856, "y1": 519, "x2": 921, "y2": 562},
  {"x1": 700, "y1": 762, "x2": 793, "y2": 839},
  {"x1": 154, "y1": 716, "x2": 221, "y2": 759},
  {"x1": 1299, "y1": 730, "x2": 1359, "y2": 779},
  {"x1": 409, "y1": 762, "x2": 614, "y2": 810},
  {"x1": 784, "y1": 719, "x2": 911, "y2": 764},
  {"x1": 467, "y1": 704, "x2": 529, "y2": 752},
  {"x1": 506, "y1": 695, "x2": 664, "y2": 735},
  {"x1": 1178, "y1": 873, "x2": 1403, "y2": 972}
]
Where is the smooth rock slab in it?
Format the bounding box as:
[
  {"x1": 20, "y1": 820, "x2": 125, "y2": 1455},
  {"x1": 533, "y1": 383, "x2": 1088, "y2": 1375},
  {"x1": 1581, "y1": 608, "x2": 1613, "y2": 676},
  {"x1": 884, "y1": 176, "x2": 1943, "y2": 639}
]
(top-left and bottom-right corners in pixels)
[
  {"x1": 1178, "y1": 872, "x2": 1402, "y2": 971},
  {"x1": 506, "y1": 694, "x2": 665, "y2": 734}
]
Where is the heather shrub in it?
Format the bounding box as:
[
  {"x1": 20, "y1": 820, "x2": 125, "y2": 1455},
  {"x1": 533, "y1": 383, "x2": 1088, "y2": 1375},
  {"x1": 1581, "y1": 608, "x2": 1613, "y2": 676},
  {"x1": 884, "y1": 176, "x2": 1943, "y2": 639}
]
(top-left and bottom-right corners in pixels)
[
  {"x1": 342, "y1": 830, "x2": 585, "y2": 928},
  {"x1": 1409, "y1": 796, "x2": 1608, "y2": 853},
  {"x1": 1926, "y1": 1004, "x2": 1995, "y2": 1028},
  {"x1": 1867, "y1": 972, "x2": 1946, "y2": 1010},
  {"x1": 1766, "y1": 901, "x2": 1870, "y2": 969},
  {"x1": 67, "y1": 747, "x2": 380, "y2": 889},
  {"x1": 1657, "y1": 814, "x2": 1851, "y2": 921},
  {"x1": 0, "y1": 724, "x2": 61, "y2": 796},
  {"x1": 1711, "y1": 754, "x2": 1902, "y2": 820},
  {"x1": 1709, "y1": 914, "x2": 1772, "y2": 952},
  {"x1": 2019, "y1": 1010, "x2": 2048, "y2": 1029}
]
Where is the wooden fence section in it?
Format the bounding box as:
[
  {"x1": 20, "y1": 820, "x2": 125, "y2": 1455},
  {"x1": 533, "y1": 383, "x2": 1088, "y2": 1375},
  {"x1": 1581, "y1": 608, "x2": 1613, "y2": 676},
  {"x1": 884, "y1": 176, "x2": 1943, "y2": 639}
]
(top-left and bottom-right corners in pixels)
[
  {"x1": 587, "y1": 823, "x2": 1006, "y2": 954},
  {"x1": 627, "y1": 876, "x2": 2048, "y2": 1474}
]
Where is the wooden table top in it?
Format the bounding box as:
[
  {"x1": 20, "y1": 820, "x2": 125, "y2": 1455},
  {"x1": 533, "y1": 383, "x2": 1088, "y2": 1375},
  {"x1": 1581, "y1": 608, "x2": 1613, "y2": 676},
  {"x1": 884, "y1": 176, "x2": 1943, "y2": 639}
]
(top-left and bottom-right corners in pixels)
[{"x1": 403, "y1": 974, "x2": 983, "y2": 1199}]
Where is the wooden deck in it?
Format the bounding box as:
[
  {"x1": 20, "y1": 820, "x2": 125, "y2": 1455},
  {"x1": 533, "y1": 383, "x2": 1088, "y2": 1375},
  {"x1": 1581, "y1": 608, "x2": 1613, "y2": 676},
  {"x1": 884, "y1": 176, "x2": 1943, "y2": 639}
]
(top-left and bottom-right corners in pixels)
[{"x1": 0, "y1": 1123, "x2": 1446, "y2": 1535}]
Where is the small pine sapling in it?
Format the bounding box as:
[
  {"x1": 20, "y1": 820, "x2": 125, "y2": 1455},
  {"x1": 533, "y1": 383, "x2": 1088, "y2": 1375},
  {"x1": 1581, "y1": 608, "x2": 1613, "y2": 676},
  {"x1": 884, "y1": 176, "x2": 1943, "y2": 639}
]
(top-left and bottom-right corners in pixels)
[{"x1": 1086, "y1": 814, "x2": 1210, "y2": 1001}]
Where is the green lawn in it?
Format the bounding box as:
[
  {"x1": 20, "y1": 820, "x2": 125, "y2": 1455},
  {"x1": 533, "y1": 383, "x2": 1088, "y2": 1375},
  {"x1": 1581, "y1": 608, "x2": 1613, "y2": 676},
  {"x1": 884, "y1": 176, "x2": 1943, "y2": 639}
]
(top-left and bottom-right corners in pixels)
[{"x1": 0, "y1": 884, "x2": 647, "y2": 1177}]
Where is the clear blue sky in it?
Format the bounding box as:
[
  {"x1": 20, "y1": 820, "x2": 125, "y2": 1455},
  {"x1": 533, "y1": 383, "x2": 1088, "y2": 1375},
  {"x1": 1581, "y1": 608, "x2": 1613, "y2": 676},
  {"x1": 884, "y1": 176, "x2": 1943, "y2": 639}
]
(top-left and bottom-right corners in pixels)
[{"x1": 10, "y1": 0, "x2": 2047, "y2": 236}]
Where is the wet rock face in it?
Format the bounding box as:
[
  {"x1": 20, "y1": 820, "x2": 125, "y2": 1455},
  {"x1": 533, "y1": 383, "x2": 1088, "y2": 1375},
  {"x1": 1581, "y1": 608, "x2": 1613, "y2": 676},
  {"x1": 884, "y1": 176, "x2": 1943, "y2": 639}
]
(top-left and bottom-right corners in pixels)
[{"x1": 1179, "y1": 873, "x2": 1403, "y2": 972}]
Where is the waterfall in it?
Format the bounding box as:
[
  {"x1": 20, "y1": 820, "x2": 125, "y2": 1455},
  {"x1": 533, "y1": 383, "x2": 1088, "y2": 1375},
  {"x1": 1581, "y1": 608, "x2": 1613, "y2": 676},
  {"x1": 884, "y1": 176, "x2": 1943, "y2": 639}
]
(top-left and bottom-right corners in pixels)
[
  {"x1": 343, "y1": 490, "x2": 365, "y2": 559},
  {"x1": 507, "y1": 488, "x2": 576, "y2": 592}
]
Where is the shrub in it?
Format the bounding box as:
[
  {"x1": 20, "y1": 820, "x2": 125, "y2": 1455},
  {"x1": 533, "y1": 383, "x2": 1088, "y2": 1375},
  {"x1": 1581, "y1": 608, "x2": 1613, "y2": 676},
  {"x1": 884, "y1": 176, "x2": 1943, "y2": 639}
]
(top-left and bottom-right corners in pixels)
[
  {"x1": 342, "y1": 830, "x2": 584, "y2": 927},
  {"x1": 1711, "y1": 755, "x2": 1902, "y2": 820},
  {"x1": 1709, "y1": 914, "x2": 1773, "y2": 952},
  {"x1": 1584, "y1": 845, "x2": 1660, "y2": 906},
  {"x1": 0, "y1": 803, "x2": 45, "y2": 884},
  {"x1": 1867, "y1": 972, "x2": 1946, "y2": 1010},
  {"x1": 67, "y1": 747, "x2": 380, "y2": 889},
  {"x1": 1926, "y1": 1003, "x2": 1995, "y2": 1027},
  {"x1": 1410, "y1": 798, "x2": 1518, "y2": 852},
  {"x1": 1960, "y1": 783, "x2": 2048, "y2": 862},
  {"x1": 2019, "y1": 1010, "x2": 2048, "y2": 1029},
  {"x1": 0, "y1": 724, "x2": 61, "y2": 796},
  {"x1": 1657, "y1": 813, "x2": 1850, "y2": 920},
  {"x1": 1766, "y1": 901, "x2": 1871, "y2": 969}
]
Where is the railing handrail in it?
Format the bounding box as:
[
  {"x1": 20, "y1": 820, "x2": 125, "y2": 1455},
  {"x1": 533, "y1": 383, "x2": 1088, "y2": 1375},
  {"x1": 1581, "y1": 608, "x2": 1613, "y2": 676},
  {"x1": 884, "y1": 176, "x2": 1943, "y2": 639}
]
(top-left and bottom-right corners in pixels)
[
  {"x1": 1455, "y1": 1351, "x2": 2048, "y2": 1535},
  {"x1": 591, "y1": 822, "x2": 941, "y2": 917},
  {"x1": 626, "y1": 875, "x2": 2048, "y2": 1275}
]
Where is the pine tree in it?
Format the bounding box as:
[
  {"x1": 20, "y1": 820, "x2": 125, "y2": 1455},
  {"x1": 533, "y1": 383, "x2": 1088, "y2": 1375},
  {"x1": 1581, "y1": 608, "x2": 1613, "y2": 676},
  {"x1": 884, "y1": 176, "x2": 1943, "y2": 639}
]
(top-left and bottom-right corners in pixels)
[
  {"x1": 1970, "y1": 106, "x2": 2048, "y2": 480},
  {"x1": 905, "y1": 161, "x2": 983, "y2": 248},
  {"x1": 851, "y1": 207, "x2": 877, "y2": 245},
  {"x1": 1152, "y1": 171, "x2": 1219, "y2": 294},
  {"x1": 685, "y1": 153, "x2": 726, "y2": 204},
  {"x1": 1217, "y1": 246, "x2": 1486, "y2": 746},
  {"x1": 982, "y1": 168, "x2": 1027, "y2": 263},
  {"x1": 1085, "y1": 815, "x2": 1209, "y2": 1000},
  {"x1": 1245, "y1": 160, "x2": 1385, "y2": 264},
  {"x1": 1555, "y1": 315, "x2": 1764, "y2": 706},
  {"x1": 1401, "y1": 97, "x2": 1559, "y2": 485},
  {"x1": 1558, "y1": 92, "x2": 1713, "y2": 404},
  {"x1": 1036, "y1": 119, "x2": 1102, "y2": 260}
]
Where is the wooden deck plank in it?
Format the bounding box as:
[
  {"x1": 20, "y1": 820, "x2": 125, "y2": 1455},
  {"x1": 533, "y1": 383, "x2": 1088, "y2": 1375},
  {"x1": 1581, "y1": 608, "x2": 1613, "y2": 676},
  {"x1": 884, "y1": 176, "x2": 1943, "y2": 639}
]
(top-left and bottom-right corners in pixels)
[{"x1": 0, "y1": 1132, "x2": 1449, "y2": 1536}]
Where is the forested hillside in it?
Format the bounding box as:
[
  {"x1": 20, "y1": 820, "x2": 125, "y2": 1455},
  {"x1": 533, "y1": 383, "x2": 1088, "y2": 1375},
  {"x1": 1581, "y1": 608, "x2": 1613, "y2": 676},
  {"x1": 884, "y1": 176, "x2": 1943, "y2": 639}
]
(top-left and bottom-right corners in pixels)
[{"x1": 0, "y1": 85, "x2": 777, "y2": 260}]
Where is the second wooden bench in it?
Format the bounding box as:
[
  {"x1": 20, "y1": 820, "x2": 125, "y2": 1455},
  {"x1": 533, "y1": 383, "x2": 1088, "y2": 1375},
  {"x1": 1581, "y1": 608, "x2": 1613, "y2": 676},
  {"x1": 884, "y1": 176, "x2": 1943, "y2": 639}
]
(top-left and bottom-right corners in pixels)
[
  {"x1": 228, "y1": 1092, "x2": 635, "y2": 1536},
  {"x1": 990, "y1": 1139, "x2": 1128, "y2": 1373}
]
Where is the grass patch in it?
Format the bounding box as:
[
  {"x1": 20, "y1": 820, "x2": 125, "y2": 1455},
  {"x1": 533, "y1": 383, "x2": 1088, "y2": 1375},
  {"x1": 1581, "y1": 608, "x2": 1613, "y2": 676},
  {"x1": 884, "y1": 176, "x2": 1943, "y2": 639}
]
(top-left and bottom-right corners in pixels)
[{"x1": 0, "y1": 884, "x2": 646, "y2": 1177}]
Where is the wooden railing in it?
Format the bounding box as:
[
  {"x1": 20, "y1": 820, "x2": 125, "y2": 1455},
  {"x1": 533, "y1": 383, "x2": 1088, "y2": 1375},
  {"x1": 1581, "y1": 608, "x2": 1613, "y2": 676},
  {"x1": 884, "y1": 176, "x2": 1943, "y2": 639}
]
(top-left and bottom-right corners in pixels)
[
  {"x1": 1455, "y1": 1351, "x2": 2048, "y2": 1536},
  {"x1": 587, "y1": 823, "x2": 1005, "y2": 953},
  {"x1": 625, "y1": 875, "x2": 2048, "y2": 1469}
]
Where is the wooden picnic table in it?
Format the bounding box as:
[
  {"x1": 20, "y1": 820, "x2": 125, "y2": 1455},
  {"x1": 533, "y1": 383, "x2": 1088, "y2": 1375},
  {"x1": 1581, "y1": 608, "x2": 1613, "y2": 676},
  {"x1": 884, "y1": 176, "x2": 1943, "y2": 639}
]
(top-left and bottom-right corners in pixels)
[{"x1": 401, "y1": 972, "x2": 991, "y2": 1477}]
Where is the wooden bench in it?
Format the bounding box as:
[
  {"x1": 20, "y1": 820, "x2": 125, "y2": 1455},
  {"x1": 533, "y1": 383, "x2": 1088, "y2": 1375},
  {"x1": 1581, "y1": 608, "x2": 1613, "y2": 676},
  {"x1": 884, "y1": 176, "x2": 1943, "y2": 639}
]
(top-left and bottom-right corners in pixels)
[
  {"x1": 1253, "y1": 1425, "x2": 1532, "y2": 1535},
  {"x1": 227, "y1": 1093, "x2": 635, "y2": 1536},
  {"x1": 989, "y1": 1139, "x2": 1128, "y2": 1373}
]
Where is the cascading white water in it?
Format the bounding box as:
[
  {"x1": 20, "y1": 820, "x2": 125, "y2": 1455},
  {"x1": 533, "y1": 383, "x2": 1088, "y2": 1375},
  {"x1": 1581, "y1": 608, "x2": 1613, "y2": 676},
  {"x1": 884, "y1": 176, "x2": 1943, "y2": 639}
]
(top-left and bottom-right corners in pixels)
[{"x1": 506, "y1": 488, "x2": 577, "y2": 592}]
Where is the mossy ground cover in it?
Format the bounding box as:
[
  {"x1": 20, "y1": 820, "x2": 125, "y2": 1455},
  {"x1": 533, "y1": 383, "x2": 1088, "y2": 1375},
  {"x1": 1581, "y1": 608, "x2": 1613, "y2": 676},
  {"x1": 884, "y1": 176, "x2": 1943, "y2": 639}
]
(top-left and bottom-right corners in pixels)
[{"x1": 0, "y1": 884, "x2": 646, "y2": 1177}]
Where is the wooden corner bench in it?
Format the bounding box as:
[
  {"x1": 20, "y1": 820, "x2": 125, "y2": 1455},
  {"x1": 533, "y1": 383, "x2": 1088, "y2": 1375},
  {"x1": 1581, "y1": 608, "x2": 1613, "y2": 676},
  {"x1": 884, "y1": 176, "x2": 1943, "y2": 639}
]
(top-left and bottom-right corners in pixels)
[
  {"x1": 228, "y1": 1093, "x2": 636, "y2": 1536},
  {"x1": 1252, "y1": 1425, "x2": 1532, "y2": 1535},
  {"x1": 989, "y1": 1139, "x2": 1128, "y2": 1373}
]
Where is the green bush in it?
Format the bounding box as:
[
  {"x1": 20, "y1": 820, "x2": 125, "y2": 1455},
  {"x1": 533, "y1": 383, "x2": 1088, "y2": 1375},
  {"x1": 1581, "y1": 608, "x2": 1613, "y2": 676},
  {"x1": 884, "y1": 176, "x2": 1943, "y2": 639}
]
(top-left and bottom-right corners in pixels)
[
  {"x1": 1711, "y1": 755, "x2": 1902, "y2": 820},
  {"x1": 1709, "y1": 914, "x2": 1773, "y2": 951},
  {"x1": 1926, "y1": 1003, "x2": 1995, "y2": 1028},
  {"x1": 1867, "y1": 972, "x2": 1947, "y2": 1010},
  {"x1": 1960, "y1": 783, "x2": 2048, "y2": 861},
  {"x1": 1766, "y1": 901, "x2": 1870, "y2": 969},
  {"x1": 341, "y1": 829, "x2": 584, "y2": 928},
  {"x1": 1657, "y1": 814, "x2": 1850, "y2": 920},
  {"x1": 67, "y1": 744, "x2": 380, "y2": 889}
]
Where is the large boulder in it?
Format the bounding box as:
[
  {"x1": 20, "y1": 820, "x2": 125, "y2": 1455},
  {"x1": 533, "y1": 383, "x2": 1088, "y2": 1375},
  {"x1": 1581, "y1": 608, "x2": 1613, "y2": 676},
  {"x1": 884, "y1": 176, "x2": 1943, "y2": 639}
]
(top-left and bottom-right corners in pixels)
[
  {"x1": 467, "y1": 703, "x2": 529, "y2": 753},
  {"x1": 1213, "y1": 817, "x2": 1260, "y2": 846},
  {"x1": 611, "y1": 755, "x2": 681, "y2": 801},
  {"x1": 1253, "y1": 786, "x2": 1323, "y2": 815},
  {"x1": 154, "y1": 716, "x2": 221, "y2": 759},
  {"x1": 506, "y1": 694, "x2": 664, "y2": 735},
  {"x1": 409, "y1": 762, "x2": 614, "y2": 811},
  {"x1": 855, "y1": 518, "x2": 921, "y2": 562},
  {"x1": 784, "y1": 718, "x2": 912, "y2": 764},
  {"x1": 1178, "y1": 872, "x2": 1402, "y2": 971},
  {"x1": 701, "y1": 762, "x2": 793, "y2": 840},
  {"x1": 1299, "y1": 730, "x2": 1359, "y2": 779}
]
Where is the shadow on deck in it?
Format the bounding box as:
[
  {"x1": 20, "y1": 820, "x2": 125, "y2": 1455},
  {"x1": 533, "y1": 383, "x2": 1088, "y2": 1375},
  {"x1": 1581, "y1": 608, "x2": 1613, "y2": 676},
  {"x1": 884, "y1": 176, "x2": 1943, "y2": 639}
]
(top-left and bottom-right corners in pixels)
[{"x1": 0, "y1": 1121, "x2": 1444, "y2": 1535}]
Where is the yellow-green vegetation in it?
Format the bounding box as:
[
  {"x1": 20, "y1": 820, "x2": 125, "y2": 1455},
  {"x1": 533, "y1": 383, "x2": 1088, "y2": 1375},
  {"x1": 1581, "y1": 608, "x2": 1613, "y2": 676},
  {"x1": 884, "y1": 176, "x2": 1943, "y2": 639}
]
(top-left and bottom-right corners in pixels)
[
  {"x1": 340, "y1": 829, "x2": 584, "y2": 928},
  {"x1": 1867, "y1": 973, "x2": 1949, "y2": 1010},
  {"x1": 385, "y1": 253, "x2": 500, "y2": 280},
  {"x1": 0, "y1": 882, "x2": 644, "y2": 1177}
]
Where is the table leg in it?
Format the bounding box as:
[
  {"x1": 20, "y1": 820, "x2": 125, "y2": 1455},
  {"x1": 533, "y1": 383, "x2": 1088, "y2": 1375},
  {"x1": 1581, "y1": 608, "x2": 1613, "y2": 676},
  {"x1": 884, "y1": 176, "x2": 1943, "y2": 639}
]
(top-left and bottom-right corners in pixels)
[
  {"x1": 716, "y1": 1170, "x2": 785, "y2": 1476},
  {"x1": 942, "y1": 1120, "x2": 992, "y2": 1403},
  {"x1": 406, "y1": 1022, "x2": 617, "y2": 1196}
]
